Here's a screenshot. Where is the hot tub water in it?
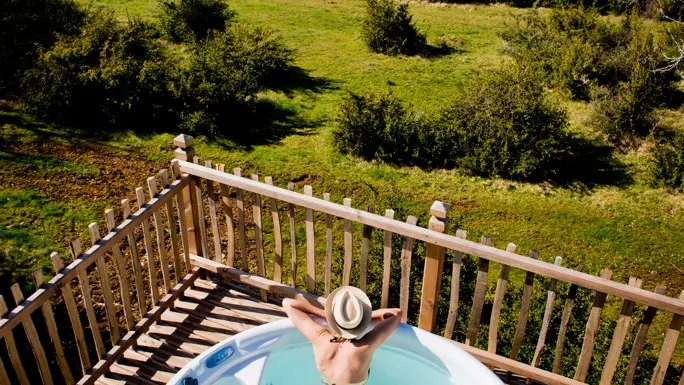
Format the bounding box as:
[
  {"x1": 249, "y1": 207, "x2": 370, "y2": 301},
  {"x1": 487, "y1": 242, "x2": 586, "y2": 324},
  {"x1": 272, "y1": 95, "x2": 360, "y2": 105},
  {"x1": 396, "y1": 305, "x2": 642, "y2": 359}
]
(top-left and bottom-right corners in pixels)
[
  {"x1": 259, "y1": 342, "x2": 453, "y2": 385},
  {"x1": 169, "y1": 320, "x2": 502, "y2": 385}
]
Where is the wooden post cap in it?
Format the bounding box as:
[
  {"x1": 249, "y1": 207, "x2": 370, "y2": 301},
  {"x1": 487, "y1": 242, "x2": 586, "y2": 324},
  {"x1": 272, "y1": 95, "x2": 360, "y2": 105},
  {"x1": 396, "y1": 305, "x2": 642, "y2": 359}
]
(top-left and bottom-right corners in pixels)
[
  {"x1": 174, "y1": 134, "x2": 196, "y2": 161},
  {"x1": 430, "y1": 201, "x2": 452, "y2": 219},
  {"x1": 173, "y1": 134, "x2": 194, "y2": 148},
  {"x1": 428, "y1": 217, "x2": 446, "y2": 233}
]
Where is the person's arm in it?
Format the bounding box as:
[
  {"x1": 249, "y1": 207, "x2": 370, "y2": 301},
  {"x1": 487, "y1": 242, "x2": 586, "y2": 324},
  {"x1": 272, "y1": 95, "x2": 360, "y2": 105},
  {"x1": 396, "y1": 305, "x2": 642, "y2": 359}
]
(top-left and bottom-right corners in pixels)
[
  {"x1": 282, "y1": 298, "x2": 326, "y2": 343},
  {"x1": 360, "y1": 308, "x2": 402, "y2": 349}
]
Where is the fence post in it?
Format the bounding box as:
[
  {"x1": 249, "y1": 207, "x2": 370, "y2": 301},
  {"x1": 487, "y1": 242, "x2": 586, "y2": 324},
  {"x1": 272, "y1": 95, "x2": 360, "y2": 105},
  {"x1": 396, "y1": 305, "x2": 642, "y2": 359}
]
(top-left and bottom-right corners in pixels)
[
  {"x1": 174, "y1": 134, "x2": 204, "y2": 258},
  {"x1": 418, "y1": 201, "x2": 451, "y2": 332}
]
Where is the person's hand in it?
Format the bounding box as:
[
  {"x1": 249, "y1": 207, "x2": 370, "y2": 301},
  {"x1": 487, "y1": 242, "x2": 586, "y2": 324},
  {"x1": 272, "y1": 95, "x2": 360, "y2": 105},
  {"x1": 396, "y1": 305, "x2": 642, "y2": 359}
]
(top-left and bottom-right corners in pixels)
[
  {"x1": 283, "y1": 297, "x2": 325, "y2": 318},
  {"x1": 371, "y1": 308, "x2": 401, "y2": 321}
]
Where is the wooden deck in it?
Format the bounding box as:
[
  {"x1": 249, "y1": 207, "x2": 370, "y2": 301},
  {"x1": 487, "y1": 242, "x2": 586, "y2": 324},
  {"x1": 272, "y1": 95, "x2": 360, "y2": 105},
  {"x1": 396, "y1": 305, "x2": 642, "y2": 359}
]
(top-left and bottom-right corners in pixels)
[
  {"x1": 89, "y1": 276, "x2": 536, "y2": 385},
  {"x1": 93, "y1": 279, "x2": 286, "y2": 385}
]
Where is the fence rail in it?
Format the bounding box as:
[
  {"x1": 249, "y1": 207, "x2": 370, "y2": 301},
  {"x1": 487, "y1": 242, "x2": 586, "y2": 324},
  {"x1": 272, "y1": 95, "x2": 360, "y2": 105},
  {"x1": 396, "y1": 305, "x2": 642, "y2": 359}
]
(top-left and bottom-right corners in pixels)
[
  {"x1": 0, "y1": 133, "x2": 680, "y2": 385},
  {"x1": 176, "y1": 159, "x2": 684, "y2": 316},
  {"x1": 173, "y1": 133, "x2": 684, "y2": 385},
  {"x1": 0, "y1": 163, "x2": 192, "y2": 384}
]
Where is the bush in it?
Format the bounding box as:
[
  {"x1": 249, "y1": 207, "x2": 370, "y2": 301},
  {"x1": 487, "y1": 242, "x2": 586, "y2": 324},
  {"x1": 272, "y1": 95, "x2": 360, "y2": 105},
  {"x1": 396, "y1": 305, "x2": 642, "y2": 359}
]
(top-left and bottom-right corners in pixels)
[
  {"x1": 440, "y1": 66, "x2": 571, "y2": 179},
  {"x1": 0, "y1": 0, "x2": 85, "y2": 94},
  {"x1": 659, "y1": 0, "x2": 684, "y2": 21},
  {"x1": 333, "y1": 67, "x2": 571, "y2": 180},
  {"x1": 333, "y1": 92, "x2": 438, "y2": 166},
  {"x1": 22, "y1": 12, "x2": 175, "y2": 128},
  {"x1": 662, "y1": 21, "x2": 684, "y2": 78},
  {"x1": 504, "y1": 7, "x2": 677, "y2": 146},
  {"x1": 650, "y1": 129, "x2": 684, "y2": 190},
  {"x1": 590, "y1": 19, "x2": 671, "y2": 144},
  {"x1": 501, "y1": 6, "x2": 638, "y2": 100},
  {"x1": 361, "y1": 0, "x2": 426, "y2": 55},
  {"x1": 177, "y1": 24, "x2": 293, "y2": 136},
  {"x1": 158, "y1": 0, "x2": 235, "y2": 42}
]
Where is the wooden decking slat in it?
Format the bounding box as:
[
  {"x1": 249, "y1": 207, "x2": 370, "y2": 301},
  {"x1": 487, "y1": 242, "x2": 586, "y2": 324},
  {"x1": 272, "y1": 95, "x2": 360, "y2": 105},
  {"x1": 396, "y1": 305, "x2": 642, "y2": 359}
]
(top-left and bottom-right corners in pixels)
[
  {"x1": 145, "y1": 328, "x2": 212, "y2": 356},
  {"x1": 111, "y1": 362, "x2": 173, "y2": 384},
  {"x1": 136, "y1": 334, "x2": 203, "y2": 357},
  {"x1": 159, "y1": 310, "x2": 233, "y2": 343},
  {"x1": 131, "y1": 346, "x2": 192, "y2": 370},
  {"x1": 183, "y1": 288, "x2": 285, "y2": 324},
  {"x1": 122, "y1": 349, "x2": 176, "y2": 374},
  {"x1": 134, "y1": 332, "x2": 197, "y2": 360},
  {"x1": 173, "y1": 299, "x2": 265, "y2": 332},
  {"x1": 81, "y1": 279, "x2": 301, "y2": 385},
  {"x1": 96, "y1": 376, "x2": 127, "y2": 385}
]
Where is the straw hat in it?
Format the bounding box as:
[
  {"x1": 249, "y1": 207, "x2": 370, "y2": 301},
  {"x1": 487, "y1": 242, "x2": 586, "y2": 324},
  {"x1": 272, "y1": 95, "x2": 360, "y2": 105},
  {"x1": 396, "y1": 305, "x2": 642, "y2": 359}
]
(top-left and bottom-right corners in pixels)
[{"x1": 325, "y1": 286, "x2": 372, "y2": 340}]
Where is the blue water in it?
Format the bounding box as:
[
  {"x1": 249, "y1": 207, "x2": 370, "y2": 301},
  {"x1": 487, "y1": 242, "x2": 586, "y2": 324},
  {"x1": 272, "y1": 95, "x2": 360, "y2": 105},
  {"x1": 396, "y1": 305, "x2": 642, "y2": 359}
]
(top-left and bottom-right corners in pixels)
[{"x1": 259, "y1": 342, "x2": 453, "y2": 385}]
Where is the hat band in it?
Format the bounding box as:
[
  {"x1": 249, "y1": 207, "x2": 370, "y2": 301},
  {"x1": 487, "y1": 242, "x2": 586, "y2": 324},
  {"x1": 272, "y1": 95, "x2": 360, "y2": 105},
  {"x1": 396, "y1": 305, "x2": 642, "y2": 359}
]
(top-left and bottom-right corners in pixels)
[{"x1": 338, "y1": 323, "x2": 359, "y2": 331}]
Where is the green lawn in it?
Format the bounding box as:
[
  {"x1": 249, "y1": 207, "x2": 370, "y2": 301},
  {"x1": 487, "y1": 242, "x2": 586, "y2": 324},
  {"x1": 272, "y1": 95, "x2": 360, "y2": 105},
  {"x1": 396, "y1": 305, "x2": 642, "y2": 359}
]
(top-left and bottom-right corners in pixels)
[
  {"x1": 2, "y1": 0, "x2": 683, "y2": 373},
  {"x1": 70, "y1": 0, "x2": 684, "y2": 290}
]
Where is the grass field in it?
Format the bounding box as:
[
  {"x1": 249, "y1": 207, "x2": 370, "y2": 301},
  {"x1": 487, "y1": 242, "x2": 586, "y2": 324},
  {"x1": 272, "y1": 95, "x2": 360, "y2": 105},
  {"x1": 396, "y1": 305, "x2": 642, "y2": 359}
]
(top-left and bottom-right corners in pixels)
[
  {"x1": 59, "y1": 0, "x2": 684, "y2": 289},
  {"x1": 1, "y1": 0, "x2": 683, "y2": 371}
]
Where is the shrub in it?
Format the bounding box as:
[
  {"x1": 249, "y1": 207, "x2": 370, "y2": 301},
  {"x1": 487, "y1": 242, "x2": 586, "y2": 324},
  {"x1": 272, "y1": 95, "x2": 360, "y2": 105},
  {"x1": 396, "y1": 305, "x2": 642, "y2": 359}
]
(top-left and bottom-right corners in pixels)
[
  {"x1": 659, "y1": 0, "x2": 684, "y2": 21},
  {"x1": 177, "y1": 24, "x2": 293, "y2": 136},
  {"x1": 439, "y1": 66, "x2": 571, "y2": 179},
  {"x1": 589, "y1": 84, "x2": 654, "y2": 146},
  {"x1": 333, "y1": 67, "x2": 571, "y2": 180},
  {"x1": 650, "y1": 129, "x2": 684, "y2": 191},
  {"x1": 158, "y1": 0, "x2": 235, "y2": 42},
  {"x1": 361, "y1": 0, "x2": 426, "y2": 55},
  {"x1": 501, "y1": 6, "x2": 636, "y2": 100},
  {"x1": 662, "y1": 21, "x2": 684, "y2": 77},
  {"x1": 0, "y1": 0, "x2": 85, "y2": 94},
  {"x1": 333, "y1": 92, "x2": 438, "y2": 166},
  {"x1": 590, "y1": 18, "x2": 671, "y2": 144},
  {"x1": 22, "y1": 12, "x2": 175, "y2": 128}
]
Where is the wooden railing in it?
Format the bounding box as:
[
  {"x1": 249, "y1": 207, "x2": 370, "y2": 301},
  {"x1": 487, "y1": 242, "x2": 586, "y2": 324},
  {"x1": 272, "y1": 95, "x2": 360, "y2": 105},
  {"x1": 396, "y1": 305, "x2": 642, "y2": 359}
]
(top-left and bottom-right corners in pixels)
[
  {"x1": 0, "y1": 133, "x2": 680, "y2": 385},
  {"x1": 173, "y1": 134, "x2": 683, "y2": 385},
  {"x1": 0, "y1": 161, "x2": 195, "y2": 384}
]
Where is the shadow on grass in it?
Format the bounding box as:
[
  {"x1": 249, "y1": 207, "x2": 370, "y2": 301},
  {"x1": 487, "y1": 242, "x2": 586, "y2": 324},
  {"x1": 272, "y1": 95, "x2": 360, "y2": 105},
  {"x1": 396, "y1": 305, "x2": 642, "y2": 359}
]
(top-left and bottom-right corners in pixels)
[
  {"x1": 0, "y1": 111, "x2": 94, "y2": 142},
  {"x1": 1, "y1": 68, "x2": 333, "y2": 148},
  {"x1": 1, "y1": 60, "x2": 334, "y2": 147},
  {"x1": 265, "y1": 66, "x2": 339, "y2": 96},
  {"x1": 1, "y1": 98, "x2": 322, "y2": 150},
  {"x1": 546, "y1": 135, "x2": 633, "y2": 190},
  {"x1": 419, "y1": 39, "x2": 464, "y2": 59},
  {"x1": 205, "y1": 99, "x2": 322, "y2": 150},
  {"x1": 664, "y1": 86, "x2": 684, "y2": 109}
]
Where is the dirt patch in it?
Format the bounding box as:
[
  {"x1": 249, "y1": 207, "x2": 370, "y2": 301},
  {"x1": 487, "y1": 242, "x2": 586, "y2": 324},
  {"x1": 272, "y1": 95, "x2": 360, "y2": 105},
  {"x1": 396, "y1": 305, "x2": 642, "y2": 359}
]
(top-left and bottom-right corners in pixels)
[{"x1": 1, "y1": 137, "x2": 168, "y2": 210}]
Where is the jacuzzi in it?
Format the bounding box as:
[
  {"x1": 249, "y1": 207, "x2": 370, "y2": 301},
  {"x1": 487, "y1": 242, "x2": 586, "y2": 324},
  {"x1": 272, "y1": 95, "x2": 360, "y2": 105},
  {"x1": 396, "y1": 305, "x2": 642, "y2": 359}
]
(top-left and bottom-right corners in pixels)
[{"x1": 168, "y1": 319, "x2": 503, "y2": 385}]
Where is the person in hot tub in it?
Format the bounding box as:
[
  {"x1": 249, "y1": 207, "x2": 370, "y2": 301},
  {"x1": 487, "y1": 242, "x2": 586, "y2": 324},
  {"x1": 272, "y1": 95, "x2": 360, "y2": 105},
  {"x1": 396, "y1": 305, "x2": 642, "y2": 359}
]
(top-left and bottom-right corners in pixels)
[{"x1": 282, "y1": 286, "x2": 402, "y2": 385}]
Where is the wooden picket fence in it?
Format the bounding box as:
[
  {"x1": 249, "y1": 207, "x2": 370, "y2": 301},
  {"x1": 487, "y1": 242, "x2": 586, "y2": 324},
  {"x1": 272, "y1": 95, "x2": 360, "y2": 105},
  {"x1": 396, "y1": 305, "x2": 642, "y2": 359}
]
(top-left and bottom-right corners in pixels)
[{"x1": 0, "y1": 133, "x2": 681, "y2": 385}]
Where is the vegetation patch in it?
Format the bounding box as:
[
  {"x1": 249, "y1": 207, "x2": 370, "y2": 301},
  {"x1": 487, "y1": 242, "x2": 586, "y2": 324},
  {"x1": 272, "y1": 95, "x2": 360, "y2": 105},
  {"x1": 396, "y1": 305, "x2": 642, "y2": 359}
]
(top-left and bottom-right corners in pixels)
[
  {"x1": 334, "y1": 66, "x2": 571, "y2": 180},
  {"x1": 333, "y1": 92, "x2": 431, "y2": 165},
  {"x1": 0, "y1": 0, "x2": 85, "y2": 95},
  {"x1": 650, "y1": 128, "x2": 684, "y2": 191},
  {"x1": 22, "y1": 12, "x2": 175, "y2": 128},
  {"x1": 18, "y1": 2, "x2": 294, "y2": 139},
  {"x1": 158, "y1": 0, "x2": 236, "y2": 42},
  {"x1": 502, "y1": 7, "x2": 675, "y2": 146},
  {"x1": 178, "y1": 24, "x2": 293, "y2": 137},
  {"x1": 361, "y1": 0, "x2": 426, "y2": 55}
]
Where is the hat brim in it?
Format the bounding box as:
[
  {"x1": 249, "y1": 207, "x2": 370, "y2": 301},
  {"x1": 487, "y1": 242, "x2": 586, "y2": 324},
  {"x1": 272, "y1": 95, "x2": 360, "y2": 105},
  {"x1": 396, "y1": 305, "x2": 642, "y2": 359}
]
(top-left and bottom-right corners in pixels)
[{"x1": 325, "y1": 286, "x2": 372, "y2": 340}]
